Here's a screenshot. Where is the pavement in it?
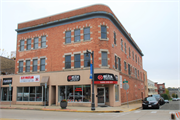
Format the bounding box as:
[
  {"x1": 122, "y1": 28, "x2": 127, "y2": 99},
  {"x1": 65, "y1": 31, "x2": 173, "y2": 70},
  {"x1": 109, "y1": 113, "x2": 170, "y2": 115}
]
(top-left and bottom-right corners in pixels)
[{"x1": 0, "y1": 101, "x2": 142, "y2": 113}]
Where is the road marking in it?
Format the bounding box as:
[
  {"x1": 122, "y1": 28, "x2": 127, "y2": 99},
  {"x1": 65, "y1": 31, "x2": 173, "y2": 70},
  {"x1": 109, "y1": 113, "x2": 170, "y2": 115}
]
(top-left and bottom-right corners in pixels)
[{"x1": 151, "y1": 111, "x2": 157, "y2": 113}]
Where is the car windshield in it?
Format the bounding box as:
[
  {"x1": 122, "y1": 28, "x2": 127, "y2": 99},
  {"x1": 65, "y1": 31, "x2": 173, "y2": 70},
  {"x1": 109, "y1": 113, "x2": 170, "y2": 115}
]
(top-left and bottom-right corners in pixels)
[
  {"x1": 144, "y1": 97, "x2": 157, "y2": 101},
  {"x1": 153, "y1": 95, "x2": 160, "y2": 99}
]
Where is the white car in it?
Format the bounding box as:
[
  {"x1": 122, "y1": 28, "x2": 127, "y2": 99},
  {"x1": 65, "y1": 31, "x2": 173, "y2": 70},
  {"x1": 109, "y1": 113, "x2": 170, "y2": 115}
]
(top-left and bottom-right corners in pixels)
[
  {"x1": 177, "y1": 98, "x2": 180, "y2": 101},
  {"x1": 164, "y1": 100, "x2": 169, "y2": 103},
  {"x1": 172, "y1": 98, "x2": 177, "y2": 101}
]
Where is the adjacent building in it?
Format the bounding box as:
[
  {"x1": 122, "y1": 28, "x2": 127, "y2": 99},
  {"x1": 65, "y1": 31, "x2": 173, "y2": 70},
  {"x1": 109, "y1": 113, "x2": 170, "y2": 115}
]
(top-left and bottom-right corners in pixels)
[
  {"x1": 0, "y1": 56, "x2": 15, "y2": 75},
  {"x1": 155, "y1": 83, "x2": 166, "y2": 94},
  {"x1": 147, "y1": 79, "x2": 158, "y2": 96},
  {"x1": 0, "y1": 4, "x2": 146, "y2": 107},
  {"x1": 168, "y1": 88, "x2": 180, "y2": 98}
]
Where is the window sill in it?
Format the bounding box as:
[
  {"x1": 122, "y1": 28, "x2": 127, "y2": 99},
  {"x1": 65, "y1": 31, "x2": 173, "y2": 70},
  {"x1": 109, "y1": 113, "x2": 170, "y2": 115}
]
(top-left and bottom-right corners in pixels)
[
  {"x1": 64, "y1": 68, "x2": 72, "y2": 71},
  {"x1": 101, "y1": 66, "x2": 109, "y2": 68},
  {"x1": 100, "y1": 38, "x2": 108, "y2": 41},
  {"x1": 83, "y1": 67, "x2": 90, "y2": 70},
  {"x1": 83, "y1": 39, "x2": 91, "y2": 42}
]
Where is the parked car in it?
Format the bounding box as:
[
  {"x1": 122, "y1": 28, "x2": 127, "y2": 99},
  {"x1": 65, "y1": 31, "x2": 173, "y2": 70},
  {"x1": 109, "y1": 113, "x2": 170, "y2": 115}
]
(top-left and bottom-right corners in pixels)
[
  {"x1": 172, "y1": 98, "x2": 178, "y2": 101},
  {"x1": 164, "y1": 100, "x2": 169, "y2": 103},
  {"x1": 142, "y1": 97, "x2": 160, "y2": 109},
  {"x1": 177, "y1": 98, "x2": 180, "y2": 101},
  {"x1": 151, "y1": 94, "x2": 164, "y2": 105}
]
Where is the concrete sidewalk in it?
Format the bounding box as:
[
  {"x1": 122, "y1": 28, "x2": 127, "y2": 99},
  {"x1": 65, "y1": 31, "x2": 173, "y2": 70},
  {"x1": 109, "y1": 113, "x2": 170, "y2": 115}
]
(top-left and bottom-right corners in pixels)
[{"x1": 0, "y1": 102, "x2": 142, "y2": 113}]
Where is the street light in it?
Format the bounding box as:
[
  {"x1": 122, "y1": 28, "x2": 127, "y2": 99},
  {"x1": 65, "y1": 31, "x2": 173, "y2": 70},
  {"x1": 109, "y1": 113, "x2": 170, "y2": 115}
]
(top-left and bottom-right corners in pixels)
[{"x1": 86, "y1": 49, "x2": 95, "y2": 111}]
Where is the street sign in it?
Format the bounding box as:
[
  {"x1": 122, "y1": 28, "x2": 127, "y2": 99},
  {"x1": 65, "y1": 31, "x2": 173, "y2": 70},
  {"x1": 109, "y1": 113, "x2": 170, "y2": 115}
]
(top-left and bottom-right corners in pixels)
[
  {"x1": 123, "y1": 83, "x2": 129, "y2": 90},
  {"x1": 123, "y1": 81, "x2": 128, "y2": 83},
  {"x1": 45, "y1": 83, "x2": 47, "y2": 89},
  {"x1": 9, "y1": 84, "x2": 11, "y2": 91}
]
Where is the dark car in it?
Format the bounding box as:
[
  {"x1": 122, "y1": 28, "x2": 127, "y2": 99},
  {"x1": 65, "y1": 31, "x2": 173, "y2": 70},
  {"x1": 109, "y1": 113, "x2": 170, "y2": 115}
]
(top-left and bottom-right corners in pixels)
[
  {"x1": 151, "y1": 94, "x2": 164, "y2": 105},
  {"x1": 142, "y1": 97, "x2": 160, "y2": 109}
]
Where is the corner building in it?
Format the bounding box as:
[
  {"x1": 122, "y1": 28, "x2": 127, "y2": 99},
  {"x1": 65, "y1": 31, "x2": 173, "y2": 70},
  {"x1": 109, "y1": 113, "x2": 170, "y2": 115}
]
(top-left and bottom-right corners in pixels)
[{"x1": 0, "y1": 4, "x2": 147, "y2": 107}]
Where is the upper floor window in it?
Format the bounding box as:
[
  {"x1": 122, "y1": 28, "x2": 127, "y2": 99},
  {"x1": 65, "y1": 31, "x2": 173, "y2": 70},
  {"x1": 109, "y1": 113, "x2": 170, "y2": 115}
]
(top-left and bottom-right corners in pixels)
[
  {"x1": 26, "y1": 60, "x2": 30, "y2": 72},
  {"x1": 138, "y1": 70, "x2": 139, "y2": 77},
  {"x1": 115, "y1": 56, "x2": 117, "y2": 69},
  {"x1": 40, "y1": 58, "x2": 45, "y2": 71},
  {"x1": 114, "y1": 32, "x2": 116, "y2": 44},
  {"x1": 135, "y1": 55, "x2": 137, "y2": 63},
  {"x1": 143, "y1": 73, "x2": 145, "y2": 81},
  {"x1": 19, "y1": 61, "x2": 23, "y2": 73},
  {"x1": 74, "y1": 54, "x2": 80, "y2": 68},
  {"x1": 138, "y1": 57, "x2": 139, "y2": 65},
  {"x1": 121, "y1": 39, "x2": 123, "y2": 51},
  {"x1": 74, "y1": 29, "x2": 80, "y2": 42},
  {"x1": 84, "y1": 53, "x2": 90, "y2": 67},
  {"x1": 118, "y1": 57, "x2": 121, "y2": 71},
  {"x1": 135, "y1": 68, "x2": 137, "y2": 78},
  {"x1": 65, "y1": 31, "x2": 71, "y2": 44},
  {"x1": 33, "y1": 59, "x2": 37, "y2": 72},
  {"x1": 124, "y1": 43, "x2": 126, "y2": 54},
  {"x1": 65, "y1": 55, "x2": 71, "y2": 69},
  {"x1": 41, "y1": 36, "x2": 46, "y2": 48},
  {"x1": 129, "y1": 47, "x2": 131, "y2": 58},
  {"x1": 84, "y1": 27, "x2": 90, "y2": 41},
  {"x1": 101, "y1": 26, "x2": 107, "y2": 39},
  {"x1": 124, "y1": 61, "x2": 126, "y2": 70},
  {"x1": 20, "y1": 40, "x2": 24, "y2": 51},
  {"x1": 34, "y1": 37, "x2": 39, "y2": 49},
  {"x1": 128, "y1": 64, "x2": 131, "y2": 75},
  {"x1": 101, "y1": 52, "x2": 107, "y2": 66},
  {"x1": 132, "y1": 51, "x2": 134, "y2": 60},
  {"x1": 27, "y1": 39, "x2": 31, "y2": 50}
]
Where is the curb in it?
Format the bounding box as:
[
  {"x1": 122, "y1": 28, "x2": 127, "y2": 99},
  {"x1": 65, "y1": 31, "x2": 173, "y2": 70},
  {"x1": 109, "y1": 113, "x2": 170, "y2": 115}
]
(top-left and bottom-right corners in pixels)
[
  {"x1": 0, "y1": 107, "x2": 123, "y2": 113},
  {"x1": 128, "y1": 107, "x2": 142, "y2": 112}
]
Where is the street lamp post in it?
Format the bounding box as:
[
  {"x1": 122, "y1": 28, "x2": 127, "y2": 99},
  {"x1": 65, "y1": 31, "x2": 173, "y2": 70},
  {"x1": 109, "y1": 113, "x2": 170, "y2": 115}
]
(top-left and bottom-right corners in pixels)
[{"x1": 86, "y1": 50, "x2": 95, "y2": 111}]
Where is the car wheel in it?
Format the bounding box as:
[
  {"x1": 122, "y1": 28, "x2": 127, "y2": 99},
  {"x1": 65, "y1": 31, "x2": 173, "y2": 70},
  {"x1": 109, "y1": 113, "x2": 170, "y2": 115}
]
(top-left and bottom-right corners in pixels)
[{"x1": 156, "y1": 105, "x2": 160, "y2": 109}]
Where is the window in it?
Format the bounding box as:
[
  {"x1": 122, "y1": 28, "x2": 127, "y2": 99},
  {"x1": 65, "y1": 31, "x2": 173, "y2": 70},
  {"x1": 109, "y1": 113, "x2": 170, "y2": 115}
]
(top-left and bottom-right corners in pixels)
[
  {"x1": 84, "y1": 27, "x2": 90, "y2": 40},
  {"x1": 115, "y1": 85, "x2": 119, "y2": 101},
  {"x1": 30, "y1": 87, "x2": 35, "y2": 101},
  {"x1": 124, "y1": 61, "x2": 126, "y2": 70},
  {"x1": 27, "y1": 38, "x2": 31, "y2": 50},
  {"x1": 65, "y1": 55, "x2": 71, "y2": 69},
  {"x1": 121, "y1": 39, "x2": 123, "y2": 51},
  {"x1": 135, "y1": 55, "x2": 137, "y2": 63},
  {"x1": 34, "y1": 37, "x2": 39, "y2": 49},
  {"x1": 19, "y1": 61, "x2": 23, "y2": 73},
  {"x1": 1, "y1": 87, "x2": 13, "y2": 101},
  {"x1": 33, "y1": 59, "x2": 37, "y2": 72},
  {"x1": 135, "y1": 68, "x2": 137, "y2": 78},
  {"x1": 114, "y1": 32, "x2": 116, "y2": 44},
  {"x1": 74, "y1": 54, "x2": 80, "y2": 68},
  {"x1": 40, "y1": 58, "x2": 45, "y2": 71},
  {"x1": 20, "y1": 40, "x2": 24, "y2": 51},
  {"x1": 26, "y1": 60, "x2": 30, "y2": 72},
  {"x1": 41, "y1": 36, "x2": 46, "y2": 48},
  {"x1": 59, "y1": 85, "x2": 91, "y2": 103},
  {"x1": 129, "y1": 47, "x2": 131, "y2": 58},
  {"x1": 124, "y1": 43, "x2": 126, "y2": 53},
  {"x1": 118, "y1": 57, "x2": 121, "y2": 71},
  {"x1": 101, "y1": 26, "x2": 107, "y2": 39},
  {"x1": 132, "y1": 51, "x2": 134, "y2": 60},
  {"x1": 128, "y1": 64, "x2": 131, "y2": 75},
  {"x1": 36, "y1": 86, "x2": 42, "y2": 101},
  {"x1": 74, "y1": 29, "x2": 80, "y2": 42},
  {"x1": 115, "y1": 56, "x2": 117, "y2": 69},
  {"x1": 138, "y1": 70, "x2": 139, "y2": 77},
  {"x1": 138, "y1": 57, "x2": 139, "y2": 65},
  {"x1": 143, "y1": 73, "x2": 145, "y2": 81},
  {"x1": 102, "y1": 52, "x2": 107, "y2": 66},
  {"x1": 23, "y1": 87, "x2": 29, "y2": 101},
  {"x1": 84, "y1": 53, "x2": 90, "y2": 67},
  {"x1": 65, "y1": 31, "x2": 71, "y2": 43}
]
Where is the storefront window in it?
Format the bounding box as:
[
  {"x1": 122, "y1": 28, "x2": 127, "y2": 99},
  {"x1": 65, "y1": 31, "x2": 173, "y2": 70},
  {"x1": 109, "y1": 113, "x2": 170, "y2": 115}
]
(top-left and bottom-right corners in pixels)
[
  {"x1": 105, "y1": 87, "x2": 109, "y2": 102},
  {"x1": 1, "y1": 87, "x2": 13, "y2": 101},
  {"x1": 83, "y1": 85, "x2": 91, "y2": 102},
  {"x1": 75, "y1": 85, "x2": 82, "y2": 102},
  {"x1": 30, "y1": 87, "x2": 35, "y2": 101},
  {"x1": 36, "y1": 87, "x2": 42, "y2": 101},
  {"x1": 17, "y1": 87, "x2": 23, "y2": 101},
  {"x1": 59, "y1": 85, "x2": 91, "y2": 103},
  {"x1": 67, "y1": 86, "x2": 74, "y2": 102},
  {"x1": 23, "y1": 87, "x2": 29, "y2": 101},
  {"x1": 115, "y1": 85, "x2": 119, "y2": 101}
]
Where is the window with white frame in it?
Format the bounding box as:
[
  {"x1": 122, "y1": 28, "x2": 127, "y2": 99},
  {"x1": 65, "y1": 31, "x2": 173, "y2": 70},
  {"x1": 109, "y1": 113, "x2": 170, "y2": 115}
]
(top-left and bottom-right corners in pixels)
[
  {"x1": 19, "y1": 61, "x2": 23, "y2": 73},
  {"x1": 84, "y1": 27, "x2": 90, "y2": 41},
  {"x1": 84, "y1": 53, "x2": 90, "y2": 67},
  {"x1": 101, "y1": 51, "x2": 107, "y2": 66},
  {"x1": 101, "y1": 26, "x2": 107, "y2": 39},
  {"x1": 121, "y1": 39, "x2": 123, "y2": 51},
  {"x1": 34, "y1": 37, "x2": 39, "y2": 49},
  {"x1": 65, "y1": 55, "x2": 71, "y2": 69},
  {"x1": 33, "y1": 59, "x2": 38, "y2": 72},
  {"x1": 27, "y1": 38, "x2": 31, "y2": 50},
  {"x1": 132, "y1": 51, "x2": 134, "y2": 60},
  {"x1": 41, "y1": 36, "x2": 46, "y2": 48},
  {"x1": 40, "y1": 58, "x2": 45, "y2": 71},
  {"x1": 118, "y1": 57, "x2": 121, "y2": 71},
  {"x1": 26, "y1": 60, "x2": 30, "y2": 72},
  {"x1": 74, "y1": 54, "x2": 81, "y2": 68},
  {"x1": 74, "y1": 29, "x2": 80, "y2": 42},
  {"x1": 65, "y1": 31, "x2": 71, "y2": 44},
  {"x1": 124, "y1": 43, "x2": 126, "y2": 54},
  {"x1": 20, "y1": 40, "x2": 24, "y2": 51},
  {"x1": 114, "y1": 32, "x2": 116, "y2": 44},
  {"x1": 129, "y1": 47, "x2": 131, "y2": 58},
  {"x1": 128, "y1": 64, "x2": 131, "y2": 75}
]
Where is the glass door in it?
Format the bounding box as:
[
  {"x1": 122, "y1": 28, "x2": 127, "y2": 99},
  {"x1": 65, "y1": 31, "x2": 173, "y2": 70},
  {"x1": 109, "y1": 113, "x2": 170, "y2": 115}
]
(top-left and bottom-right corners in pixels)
[{"x1": 97, "y1": 87, "x2": 105, "y2": 105}]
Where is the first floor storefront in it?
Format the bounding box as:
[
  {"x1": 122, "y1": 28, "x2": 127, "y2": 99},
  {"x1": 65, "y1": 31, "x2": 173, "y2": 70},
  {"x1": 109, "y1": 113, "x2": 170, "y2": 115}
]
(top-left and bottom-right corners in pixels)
[{"x1": 0, "y1": 69, "x2": 145, "y2": 107}]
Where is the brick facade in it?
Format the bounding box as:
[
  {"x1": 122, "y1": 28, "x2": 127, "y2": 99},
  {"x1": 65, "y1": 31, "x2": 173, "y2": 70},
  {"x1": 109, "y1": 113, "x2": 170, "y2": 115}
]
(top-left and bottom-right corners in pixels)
[{"x1": 0, "y1": 56, "x2": 15, "y2": 75}]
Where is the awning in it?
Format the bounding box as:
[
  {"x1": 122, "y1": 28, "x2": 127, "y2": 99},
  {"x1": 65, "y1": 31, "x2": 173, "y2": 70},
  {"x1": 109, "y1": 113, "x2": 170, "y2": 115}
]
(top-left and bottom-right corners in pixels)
[{"x1": 40, "y1": 76, "x2": 49, "y2": 86}]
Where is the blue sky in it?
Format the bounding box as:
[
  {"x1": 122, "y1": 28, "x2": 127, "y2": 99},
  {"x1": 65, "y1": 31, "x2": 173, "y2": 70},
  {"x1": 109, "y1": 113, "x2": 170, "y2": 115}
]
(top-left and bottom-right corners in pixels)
[{"x1": 0, "y1": 0, "x2": 179, "y2": 87}]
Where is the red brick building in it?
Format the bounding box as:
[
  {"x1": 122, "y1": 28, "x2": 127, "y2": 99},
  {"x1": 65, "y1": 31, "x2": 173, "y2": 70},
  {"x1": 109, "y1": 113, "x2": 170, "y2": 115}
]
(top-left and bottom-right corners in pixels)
[
  {"x1": 0, "y1": 4, "x2": 146, "y2": 107},
  {"x1": 155, "y1": 83, "x2": 166, "y2": 94}
]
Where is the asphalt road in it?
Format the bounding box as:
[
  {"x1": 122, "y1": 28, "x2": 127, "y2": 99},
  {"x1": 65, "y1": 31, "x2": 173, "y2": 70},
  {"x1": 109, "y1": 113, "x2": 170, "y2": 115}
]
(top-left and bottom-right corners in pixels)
[
  {"x1": 0, "y1": 109, "x2": 178, "y2": 120},
  {"x1": 160, "y1": 101, "x2": 180, "y2": 110}
]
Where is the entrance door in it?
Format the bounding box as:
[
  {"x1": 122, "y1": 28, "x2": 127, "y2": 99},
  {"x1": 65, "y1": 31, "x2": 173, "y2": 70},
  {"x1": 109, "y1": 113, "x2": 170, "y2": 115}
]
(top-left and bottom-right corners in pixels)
[{"x1": 97, "y1": 87, "x2": 105, "y2": 105}]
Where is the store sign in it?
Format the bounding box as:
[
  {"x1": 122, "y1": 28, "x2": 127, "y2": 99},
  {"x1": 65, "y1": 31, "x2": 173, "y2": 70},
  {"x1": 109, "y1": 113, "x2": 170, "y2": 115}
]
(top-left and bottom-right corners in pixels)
[
  {"x1": 67, "y1": 75, "x2": 80, "y2": 82},
  {"x1": 20, "y1": 75, "x2": 40, "y2": 83},
  {"x1": 3, "y1": 78, "x2": 12, "y2": 85},
  {"x1": 94, "y1": 73, "x2": 117, "y2": 84}
]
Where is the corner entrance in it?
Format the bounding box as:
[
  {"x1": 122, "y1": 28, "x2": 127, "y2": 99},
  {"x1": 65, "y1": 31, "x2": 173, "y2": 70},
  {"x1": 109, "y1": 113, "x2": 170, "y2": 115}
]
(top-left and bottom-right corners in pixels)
[{"x1": 97, "y1": 87, "x2": 105, "y2": 105}]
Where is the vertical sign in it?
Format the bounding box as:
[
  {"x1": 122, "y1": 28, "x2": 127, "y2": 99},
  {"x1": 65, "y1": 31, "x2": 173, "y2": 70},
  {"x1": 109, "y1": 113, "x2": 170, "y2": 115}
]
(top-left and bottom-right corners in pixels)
[
  {"x1": 89, "y1": 64, "x2": 92, "y2": 79},
  {"x1": 9, "y1": 84, "x2": 11, "y2": 107},
  {"x1": 120, "y1": 75, "x2": 122, "y2": 88}
]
